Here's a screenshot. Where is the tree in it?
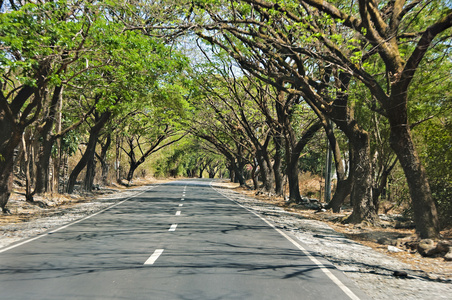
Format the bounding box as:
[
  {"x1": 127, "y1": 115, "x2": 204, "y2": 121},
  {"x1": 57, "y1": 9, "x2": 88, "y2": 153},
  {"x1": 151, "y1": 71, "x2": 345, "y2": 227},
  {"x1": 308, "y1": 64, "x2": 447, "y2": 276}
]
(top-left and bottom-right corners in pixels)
[
  {"x1": 152, "y1": 137, "x2": 227, "y2": 178},
  {"x1": 119, "y1": 113, "x2": 187, "y2": 183},
  {"x1": 0, "y1": 1, "x2": 99, "y2": 211},
  {"x1": 285, "y1": 0, "x2": 451, "y2": 237},
  {"x1": 178, "y1": 0, "x2": 451, "y2": 236},
  {"x1": 62, "y1": 10, "x2": 188, "y2": 192},
  {"x1": 190, "y1": 92, "x2": 251, "y2": 186},
  {"x1": 183, "y1": 1, "x2": 378, "y2": 223}
]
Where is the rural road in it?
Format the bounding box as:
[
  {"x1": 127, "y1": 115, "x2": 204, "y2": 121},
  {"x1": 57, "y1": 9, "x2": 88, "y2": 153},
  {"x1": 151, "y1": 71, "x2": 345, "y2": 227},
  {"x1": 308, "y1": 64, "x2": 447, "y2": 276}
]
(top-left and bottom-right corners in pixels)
[{"x1": 0, "y1": 179, "x2": 369, "y2": 299}]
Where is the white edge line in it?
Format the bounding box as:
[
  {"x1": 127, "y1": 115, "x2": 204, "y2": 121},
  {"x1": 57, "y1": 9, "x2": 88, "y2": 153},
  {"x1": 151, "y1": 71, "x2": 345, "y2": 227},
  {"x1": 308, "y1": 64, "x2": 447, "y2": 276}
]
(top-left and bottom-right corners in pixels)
[
  {"x1": 0, "y1": 235, "x2": 48, "y2": 254},
  {"x1": 144, "y1": 249, "x2": 164, "y2": 265},
  {"x1": 0, "y1": 185, "x2": 158, "y2": 254},
  {"x1": 211, "y1": 184, "x2": 361, "y2": 300}
]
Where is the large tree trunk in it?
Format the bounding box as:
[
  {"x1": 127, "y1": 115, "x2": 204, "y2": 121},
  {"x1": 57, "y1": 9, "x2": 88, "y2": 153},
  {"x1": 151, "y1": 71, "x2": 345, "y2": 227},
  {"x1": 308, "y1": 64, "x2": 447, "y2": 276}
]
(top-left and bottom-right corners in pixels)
[
  {"x1": 208, "y1": 168, "x2": 216, "y2": 178},
  {"x1": 126, "y1": 164, "x2": 138, "y2": 182},
  {"x1": 101, "y1": 162, "x2": 109, "y2": 185},
  {"x1": 0, "y1": 87, "x2": 35, "y2": 211},
  {"x1": 34, "y1": 136, "x2": 54, "y2": 194},
  {"x1": 324, "y1": 121, "x2": 352, "y2": 212},
  {"x1": 227, "y1": 163, "x2": 235, "y2": 183},
  {"x1": 320, "y1": 72, "x2": 378, "y2": 223},
  {"x1": 0, "y1": 67, "x2": 49, "y2": 207},
  {"x1": 67, "y1": 131, "x2": 98, "y2": 193},
  {"x1": 346, "y1": 130, "x2": 379, "y2": 224},
  {"x1": 286, "y1": 157, "x2": 302, "y2": 202},
  {"x1": 0, "y1": 122, "x2": 23, "y2": 213},
  {"x1": 35, "y1": 86, "x2": 62, "y2": 194},
  {"x1": 272, "y1": 135, "x2": 284, "y2": 196},
  {"x1": 285, "y1": 122, "x2": 323, "y2": 203},
  {"x1": 388, "y1": 111, "x2": 440, "y2": 238},
  {"x1": 327, "y1": 142, "x2": 354, "y2": 213},
  {"x1": 98, "y1": 135, "x2": 111, "y2": 185},
  {"x1": 256, "y1": 151, "x2": 273, "y2": 193},
  {"x1": 0, "y1": 127, "x2": 17, "y2": 213},
  {"x1": 0, "y1": 165, "x2": 14, "y2": 213},
  {"x1": 83, "y1": 150, "x2": 97, "y2": 191},
  {"x1": 233, "y1": 159, "x2": 246, "y2": 186},
  {"x1": 251, "y1": 163, "x2": 259, "y2": 190},
  {"x1": 21, "y1": 132, "x2": 35, "y2": 202},
  {"x1": 327, "y1": 178, "x2": 352, "y2": 212},
  {"x1": 67, "y1": 111, "x2": 111, "y2": 194}
]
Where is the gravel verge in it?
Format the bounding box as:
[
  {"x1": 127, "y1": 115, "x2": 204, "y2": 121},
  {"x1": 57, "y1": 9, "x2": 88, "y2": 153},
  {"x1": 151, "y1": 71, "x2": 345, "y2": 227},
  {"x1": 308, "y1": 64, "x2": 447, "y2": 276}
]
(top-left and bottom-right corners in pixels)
[
  {"x1": 0, "y1": 185, "x2": 155, "y2": 249},
  {"x1": 212, "y1": 184, "x2": 452, "y2": 300}
]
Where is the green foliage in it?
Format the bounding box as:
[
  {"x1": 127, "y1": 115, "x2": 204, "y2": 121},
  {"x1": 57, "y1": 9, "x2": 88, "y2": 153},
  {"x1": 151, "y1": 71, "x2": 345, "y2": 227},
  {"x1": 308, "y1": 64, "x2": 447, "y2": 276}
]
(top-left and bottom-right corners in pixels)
[
  {"x1": 419, "y1": 118, "x2": 452, "y2": 227},
  {"x1": 153, "y1": 137, "x2": 226, "y2": 178},
  {"x1": 299, "y1": 151, "x2": 324, "y2": 175},
  {"x1": 59, "y1": 129, "x2": 80, "y2": 157},
  {"x1": 0, "y1": 2, "x2": 92, "y2": 85}
]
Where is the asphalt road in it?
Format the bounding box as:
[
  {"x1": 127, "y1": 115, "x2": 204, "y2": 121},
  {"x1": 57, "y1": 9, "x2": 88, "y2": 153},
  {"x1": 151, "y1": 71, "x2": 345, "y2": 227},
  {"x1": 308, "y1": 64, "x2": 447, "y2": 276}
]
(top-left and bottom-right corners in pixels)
[{"x1": 0, "y1": 179, "x2": 369, "y2": 299}]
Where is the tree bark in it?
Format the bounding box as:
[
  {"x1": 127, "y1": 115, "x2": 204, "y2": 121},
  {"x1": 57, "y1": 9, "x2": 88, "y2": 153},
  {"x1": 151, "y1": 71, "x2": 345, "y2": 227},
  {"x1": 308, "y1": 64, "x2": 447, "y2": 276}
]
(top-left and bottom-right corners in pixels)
[
  {"x1": 83, "y1": 148, "x2": 97, "y2": 191},
  {"x1": 21, "y1": 132, "x2": 34, "y2": 202},
  {"x1": 251, "y1": 162, "x2": 259, "y2": 190},
  {"x1": 272, "y1": 134, "x2": 284, "y2": 196},
  {"x1": 286, "y1": 157, "x2": 302, "y2": 202},
  {"x1": 388, "y1": 111, "x2": 440, "y2": 238},
  {"x1": 0, "y1": 122, "x2": 23, "y2": 212},
  {"x1": 35, "y1": 86, "x2": 63, "y2": 194},
  {"x1": 115, "y1": 134, "x2": 122, "y2": 183},
  {"x1": 232, "y1": 159, "x2": 246, "y2": 186},
  {"x1": 208, "y1": 169, "x2": 216, "y2": 178},
  {"x1": 323, "y1": 120, "x2": 352, "y2": 212},
  {"x1": 256, "y1": 151, "x2": 273, "y2": 193},
  {"x1": 34, "y1": 136, "x2": 55, "y2": 194},
  {"x1": 346, "y1": 129, "x2": 379, "y2": 224},
  {"x1": 227, "y1": 163, "x2": 235, "y2": 183},
  {"x1": 0, "y1": 163, "x2": 14, "y2": 213},
  {"x1": 67, "y1": 110, "x2": 111, "y2": 194},
  {"x1": 0, "y1": 85, "x2": 36, "y2": 212},
  {"x1": 327, "y1": 178, "x2": 352, "y2": 212},
  {"x1": 285, "y1": 122, "x2": 323, "y2": 202},
  {"x1": 97, "y1": 134, "x2": 111, "y2": 185},
  {"x1": 67, "y1": 133, "x2": 96, "y2": 193}
]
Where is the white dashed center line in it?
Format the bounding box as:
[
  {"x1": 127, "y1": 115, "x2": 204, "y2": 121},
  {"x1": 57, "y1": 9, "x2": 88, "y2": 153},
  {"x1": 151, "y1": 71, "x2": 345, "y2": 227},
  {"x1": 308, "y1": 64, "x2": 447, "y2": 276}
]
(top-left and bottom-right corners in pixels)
[
  {"x1": 175, "y1": 211, "x2": 181, "y2": 216},
  {"x1": 169, "y1": 224, "x2": 178, "y2": 231},
  {"x1": 179, "y1": 204, "x2": 183, "y2": 207},
  {"x1": 144, "y1": 249, "x2": 164, "y2": 265}
]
